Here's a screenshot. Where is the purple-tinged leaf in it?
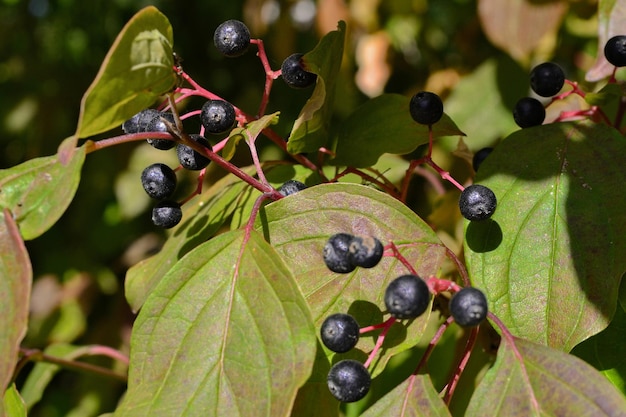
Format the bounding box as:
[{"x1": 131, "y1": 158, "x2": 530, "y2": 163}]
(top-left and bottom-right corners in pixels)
[
  {"x1": 586, "y1": 0, "x2": 626, "y2": 82},
  {"x1": 466, "y1": 337, "x2": 626, "y2": 416},
  {"x1": 116, "y1": 230, "x2": 316, "y2": 417}
]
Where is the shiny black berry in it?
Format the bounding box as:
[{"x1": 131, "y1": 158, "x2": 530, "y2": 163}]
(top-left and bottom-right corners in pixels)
[
  {"x1": 278, "y1": 180, "x2": 307, "y2": 197},
  {"x1": 472, "y1": 147, "x2": 493, "y2": 172},
  {"x1": 459, "y1": 184, "x2": 497, "y2": 221},
  {"x1": 320, "y1": 313, "x2": 360, "y2": 353},
  {"x1": 450, "y1": 287, "x2": 488, "y2": 327},
  {"x1": 176, "y1": 134, "x2": 212, "y2": 171},
  {"x1": 146, "y1": 112, "x2": 177, "y2": 150},
  {"x1": 409, "y1": 91, "x2": 444, "y2": 125},
  {"x1": 513, "y1": 97, "x2": 545, "y2": 128},
  {"x1": 604, "y1": 35, "x2": 626, "y2": 67},
  {"x1": 323, "y1": 233, "x2": 356, "y2": 274},
  {"x1": 327, "y1": 360, "x2": 371, "y2": 403},
  {"x1": 348, "y1": 235, "x2": 383, "y2": 269},
  {"x1": 213, "y1": 20, "x2": 250, "y2": 57},
  {"x1": 384, "y1": 274, "x2": 431, "y2": 319},
  {"x1": 152, "y1": 200, "x2": 182, "y2": 229},
  {"x1": 200, "y1": 100, "x2": 236, "y2": 134},
  {"x1": 530, "y1": 62, "x2": 565, "y2": 97},
  {"x1": 281, "y1": 53, "x2": 317, "y2": 89},
  {"x1": 122, "y1": 108, "x2": 160, "y2": 134},
  {"x1": 141, "y1": 163, "x2": 177, "y2": 200}
]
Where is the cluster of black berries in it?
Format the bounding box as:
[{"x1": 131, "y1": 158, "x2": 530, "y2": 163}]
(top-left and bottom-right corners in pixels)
[
  {"x1": 513, "y1": 62, "x2": 565, "y2": 128},
  {"x1": 320, "y1": 233, "x2": 489, "y2": 403},
  {"x1": 123, "y1": 98, "x2": 237, "y2": 228},
  {"x1": 214, "y1": 20, "x2": 317, "y2": 89}
]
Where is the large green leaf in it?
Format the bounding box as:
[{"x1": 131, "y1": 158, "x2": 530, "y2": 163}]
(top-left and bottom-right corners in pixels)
[
  {"x1": 286, "y1": 21, "x2": 345, "y2": 154},
  {"x1": 360, "y1": 375, "x2": 451, "y2": 417},
  {"x1": 256, "y1": 183, "x2": 447, "y2": 380},
  {"x1": 465, "y1": 337, "x2": 626, "y2": 416},
  {"x1": 125, "y1": 170, "x2": 255, "y2": 313},
  {"x1": 76, "y1": 6, "x2": 176, "y2": 138},
  {"x1": 0, "y1": 137, "x2": 85, "y2": 240},
  {"x1": 330, "y1": 94, "x2": 464, "y2": 168},
  {"x1": 115, "y1": 230, "x2": 316, "y2": 417},
  {"x1": 465, "y1": 122, "x2": 626, "y2": 351},
  {"x1": 0, "y1": 211, "x2": 31, "y2": 396}
]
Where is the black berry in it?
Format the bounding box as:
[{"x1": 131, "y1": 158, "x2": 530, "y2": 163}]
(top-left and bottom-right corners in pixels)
[
  {"x1": 200, "y1": 100, "x2": 236, "y2": 134},
  {"x1": 323, "y1": 233, "x2": 356, "y2": 274},
  {"x1": 213, "y1": 19, "x2": 250, "y2": 57},
  {"x1": 327, "y1": 359, "x2": 371, "y2": 403},
  {"x1": 604, "y1": 35, "x2": 626, "y2": 67},
  {"x1": 459, "y1": 184, "x2": 497, "y2": 221},
  {"x1": 384, "y1": 274, "x2": 431, "y2": 319},
  {"x1": 145, "y1": 112, "x2": 177, "y2": 150},
  {"x1": 409, "y1": 91, "x2": 444, "y2": 125},
  {"x1": 122, "y1": 108, "x2": 160, "y2": 134},
  {"x1": 348, "y1": 235, "x2": 383, "y2": 268},
  {"x1": 176, "y1": 134, "x2": 212, "y2": 171},
  {"x1": 141, "y1": 163, "x2": 177, "y2": 200},
  {"x1": 450, "y1": 287, "x2": 488, "y2": 327},
  {"x1": 320, "y1": 313, "x2": 360, "y2": 353},
  {"x1": 513, "y1": 97, "x2": 545, "y2": 128},
  {"x1": 278, "y1": 180, "x2": 307, "y2": 197},
  {"x1": 530, "y1": 62, "x2": 565, "y2": 97},
  {"x1": 152, "y1": 200, "x2": 182, "y2": 229},
  {"x1": 472, "y1": 147, "x2": 493, "y2": 172},
  {"x1": 281, "y1": 53, "x2": 317, "y2": 89}
]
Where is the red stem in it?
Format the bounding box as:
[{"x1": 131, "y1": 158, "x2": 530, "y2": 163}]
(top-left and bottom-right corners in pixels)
[
  {"x1": 363, "y1": 317, "x2": 396, "y2": 369},
  {"x1": 443, "y1": 326, "x2": 479, "y2": 404}
]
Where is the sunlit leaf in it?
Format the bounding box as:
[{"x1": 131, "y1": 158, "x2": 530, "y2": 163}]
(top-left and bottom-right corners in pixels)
[
  {"x1": 586, "y1": 0, "x2": 626, "y2": 82},
  {"x1": 76, "y1": 6, "x2": 176, "y2": 138},
  {"x1": 330, "y1": 94, "x2": 464, "y2": 168},
  {"x1": 3, "y1": 384, "x2": 26, "y2": 417},
  {"x1": 465, "y1": 337, "x2": 626, "y2": 416},
  {"x1": 256, "y1": 183, "x2": 447, "y2": 378},
  {"x1": 0, "y1": 210, "x2": 31, "y2": 395},
  {"x1": 287, "y1": 21, "x2": 345, "y2": 154},
  {"x1": 465, "y1": 122, "x2": 626, "y2": 351},
  {"x1": 125, "y1": 169, "x2": 255, "y2": 312},
  {"x1": 116, "y1": 230, "x2": 316, "y2": 417},
  {"x1": 477, "y1": 0, "x2": 567, "y2": 63},
  {"x1": 222, "y1": 112, "x2": 280, "y2": 161},
  {"x1": 0, "y1": 137, "x2": 85, "y2": 240},
  {"x1": 360, "y1": 375, "x2": 451, "y2": 417}
]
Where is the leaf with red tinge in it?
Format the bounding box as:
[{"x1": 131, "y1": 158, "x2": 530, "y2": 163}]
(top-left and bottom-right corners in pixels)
[
  {"x1": 466, "y1": 337, "x2": 626, "y2": 416},
  {"x1": 0, "y1": 210, "x2": 32, "y2": 395},
  {"x1": 76, "y1": 6, "x2": 176, "y2": 138},
  {"x1": 0, "y1": 137, "x2": 85, "y2": 240},
  {"x1": 478, "y1": 0, "x2": 567, "y2": 63},
  {"x1": 586, "y1": 0, "x2": 626, "y2": 82},
  {"x1": 465, "y1": 122, "x2": 626, "y2": 351},
  {"x1": 115, "y1": 230, "x2": 316, "y2": 417},
  {"x1": 360, "y1": 375, "x2": 451, "y2": 417},
  {"x1": 256, "y1": 183, "x2": 447, "y2": 378}
]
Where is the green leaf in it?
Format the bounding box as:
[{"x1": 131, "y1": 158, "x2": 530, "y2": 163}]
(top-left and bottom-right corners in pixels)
[
  {"x1": 125, "y1": 170, "x2": 255, "y2": 312},
  {"x1": 585, "y1": 83, "x2": 625, "y2": 107},
  {"x1": 3, "y1": 384, "x2": 26, "y2": 417},
  {"x1": 286, "y1": 21, "x2": 345, "y2": 154},
  {"x1": 571, "y1": 300, "x2": 626, "y2": 395},
  {"x1": 330, "y1": 94, "x2": 464, "y2": 168},
  {"x1": 256, "y1": 183, "x2": 447, "y2": 378},
  {"x1": 75, "y1": 6, "x2": 176, "y2": 138},
  {"x1": 0, "y1": 138, "x2": 85, "y2": 240},
  {"x1": 115, "y1": 230, "x2": 316, "y2": 417},
  {"x1": 20, "y1": 344, "x2": 87, "y2": 410},
  {"x1": 0, "y1": 210, "x2": 31, "y2": 396},
  {"x1": 222, "y1": 112, "x2": 280, "y2": 161},
  {"x1": 360, "y1": 375, "x2": 451, "y2": 417},
  {"x1": 465, "y1": 337, "x2": 626, "y2": 416},
  {"x1": 465, "y1": 122, "x2": 626, "y2": 351}
]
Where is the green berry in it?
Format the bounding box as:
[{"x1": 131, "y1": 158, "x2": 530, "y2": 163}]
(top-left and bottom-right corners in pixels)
[{"x1": 384, "y1": 274, "x2": 431, "y2": 319}]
